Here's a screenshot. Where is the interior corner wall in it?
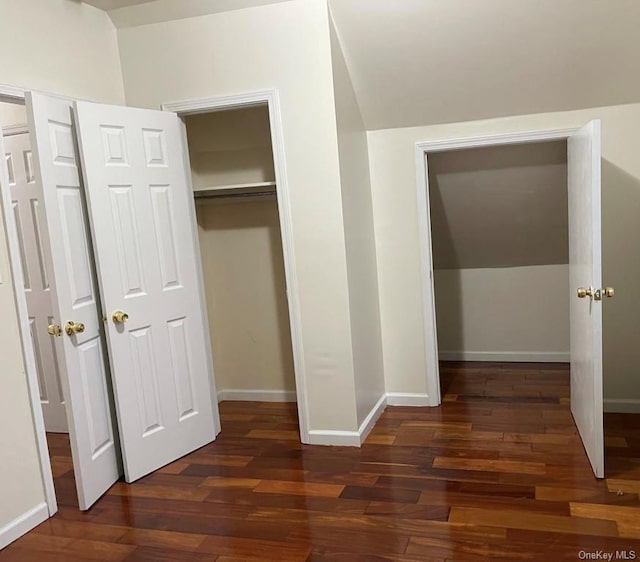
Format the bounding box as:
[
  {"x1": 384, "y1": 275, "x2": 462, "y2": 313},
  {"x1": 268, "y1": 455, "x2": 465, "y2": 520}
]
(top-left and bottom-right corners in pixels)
[
  {"x1": 0, "y1": 0, "x2": 125, "y2": 104},
  {"x1": 329, "y1": 16, "x2": 385, "y2": 426},
  {"x1": 116, "y1": 0, "x2": 359, "y2": 433},
  {"x1": 367, "y1": 103, "x2": 640, "y2": 411},
  {"x1": 0, "y1": 0, "x2": 125, "y2": 541}
]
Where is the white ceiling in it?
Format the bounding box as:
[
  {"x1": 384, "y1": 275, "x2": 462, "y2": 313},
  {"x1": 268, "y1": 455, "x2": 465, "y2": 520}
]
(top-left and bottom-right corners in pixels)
[
  {"x1": 83, "y1": 0, "x2": 640, "y2": 130},
  {"x1": 429, "y1": 141, "x2": 568, "y2": 270},
  {"x1": 329, "y1": 0, "x2": 640, "y2": 129}
]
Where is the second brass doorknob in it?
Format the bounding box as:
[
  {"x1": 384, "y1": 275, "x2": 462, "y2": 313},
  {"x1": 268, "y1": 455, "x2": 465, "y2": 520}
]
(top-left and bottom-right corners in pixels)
[
  {"x1": 112, "y1": 310, "x2": 129, "y2": 324},
  {"x1": 577, "y1": 287, "x2": 592, "y2": 299},
  {"x1": 65, "y1": 321, "x2": 85, "y2": 336}
]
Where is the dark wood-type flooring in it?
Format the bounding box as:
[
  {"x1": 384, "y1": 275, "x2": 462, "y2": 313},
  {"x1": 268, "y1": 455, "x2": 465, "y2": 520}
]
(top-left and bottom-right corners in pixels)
[{"x1": 2, "y1": 362, "x2": 640, "y2": 560}]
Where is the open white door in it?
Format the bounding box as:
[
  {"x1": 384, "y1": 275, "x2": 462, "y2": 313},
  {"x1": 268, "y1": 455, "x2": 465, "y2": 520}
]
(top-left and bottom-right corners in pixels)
[
  {"x1": 568, "y1": 119, "x2": 605, "y2": 478},
  {"x1": 4, "y1": 128, "x2": 68, "y2": 432},
  {"x1": 74, "y1": 101, "x2": 217, "y2": 482},
  {"x1": 26, "y1": 92, "x2": 121, "y2": 509}
]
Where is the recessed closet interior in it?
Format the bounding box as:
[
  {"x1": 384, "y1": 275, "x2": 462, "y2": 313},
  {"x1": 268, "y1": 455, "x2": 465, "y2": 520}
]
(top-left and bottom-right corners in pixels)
[
  {"x1": 184, "y1": 105, "x2": 297, "y2": 418},
  {"x1": 0, "y1": 100, "x2": 77, "y2": 504},
  {"x1": 428, "y1": 141, "x2": 570, "y2": 379}
]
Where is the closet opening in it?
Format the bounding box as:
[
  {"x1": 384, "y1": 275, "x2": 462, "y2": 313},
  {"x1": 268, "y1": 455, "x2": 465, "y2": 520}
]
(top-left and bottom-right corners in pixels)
[
  {"x1": 182, "y1": 103, "x2": 300, "y2": 436},
  {"x1": 0, "y1": 99, "x2": 77, "y2": 508},
  {"x1": 427, "y1": 140, "x2": 570, "y2": 399}
]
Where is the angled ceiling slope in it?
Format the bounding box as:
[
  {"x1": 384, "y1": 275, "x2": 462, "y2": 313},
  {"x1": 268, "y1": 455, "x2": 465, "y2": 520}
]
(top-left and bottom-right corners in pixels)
[
  {"x1": 82, "y1": 0, "x2": 153, "y2": 10},
  {"x1": 329, "y1": 0, "x2": 640, "y2": 129}
]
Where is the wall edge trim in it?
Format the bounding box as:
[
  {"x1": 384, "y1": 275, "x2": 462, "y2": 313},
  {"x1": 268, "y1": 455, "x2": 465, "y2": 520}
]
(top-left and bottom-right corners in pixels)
[{"x1": 0, "y1": 502, "x2": 48, "y2": 550}]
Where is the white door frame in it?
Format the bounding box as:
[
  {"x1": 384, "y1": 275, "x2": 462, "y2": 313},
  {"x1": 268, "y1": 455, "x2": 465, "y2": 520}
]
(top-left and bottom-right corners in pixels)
[
  {"x1": 0, "y1": 83, "x2": 57, "y2": 515},
  {"x1": 162, "y1": 90, "x2": 309, "y2": 442},
  {"x1": 415, "y1": 126, "x2": 580, "y2": 406}
]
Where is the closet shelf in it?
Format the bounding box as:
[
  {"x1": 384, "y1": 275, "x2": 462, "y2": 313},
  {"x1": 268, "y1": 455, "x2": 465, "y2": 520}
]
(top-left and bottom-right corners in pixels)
[{"x1": 193, "y1": 181, "x2": 276, "y2": 200}]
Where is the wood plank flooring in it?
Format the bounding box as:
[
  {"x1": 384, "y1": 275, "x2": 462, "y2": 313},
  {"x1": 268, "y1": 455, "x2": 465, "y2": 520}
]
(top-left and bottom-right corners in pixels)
[{"x1": 3, "y1": 361, "x2": 640, "y2": 560}]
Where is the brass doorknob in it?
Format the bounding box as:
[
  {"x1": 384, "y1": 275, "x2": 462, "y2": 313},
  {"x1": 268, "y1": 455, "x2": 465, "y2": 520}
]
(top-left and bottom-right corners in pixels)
[
  {"x1": 577, "y1": 287, "x2": 592, "y2": 299},
  {"x1": 604, "y1": 287, "x2": 615, "y2": 298},
  {"x1": 65, "y1": 321, "x2": 85, "y2": 336},
  {"x1": 112, "y1": 310, "x2": 129, "y2": 324},
  {"x1": 47, "y1": 324, "x2": 62, "y2": 337}
]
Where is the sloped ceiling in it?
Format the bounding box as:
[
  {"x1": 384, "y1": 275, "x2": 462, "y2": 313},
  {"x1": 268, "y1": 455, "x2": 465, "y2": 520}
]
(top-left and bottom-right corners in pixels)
[
  {"x1": 429, "y1": 141, "x2": 568, "y2": 270},
  {"x1": 329, "y1": 0, "x2": 640, "y2": 129},
  {"x1": 85, "y1": 0, "x2": 640, "y2": 130},
  {"x1": 82, "y1": 0, "x2": 152, "y2": 10}
]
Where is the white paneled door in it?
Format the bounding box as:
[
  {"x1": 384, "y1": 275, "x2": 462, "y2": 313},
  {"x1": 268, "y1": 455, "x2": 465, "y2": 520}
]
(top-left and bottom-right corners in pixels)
[
  {"x1": 26, "y1": 93, "x2": 121, "y2": 510},
  {"x1": 4, "y1": 129, "x2": 67, "y2": 432},
  {"x1": 568, "y1": 120, "x2": 605, "y2": 478},
  {"x1": 74, "y1": 102, "x2": 217, "y2": 482}
]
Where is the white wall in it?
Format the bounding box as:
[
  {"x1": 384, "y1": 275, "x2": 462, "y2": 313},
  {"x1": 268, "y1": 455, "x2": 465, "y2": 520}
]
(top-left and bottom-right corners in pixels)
[
  {"x1": 435, "y1": 265, "x2": 570, "y2": 362},
  {"x1": 196, "y1": 199, "x2": 296, "y2": 394},
  {"x1": 0, "y1": 0, "x2": 125, "y2": 541},
  {"x1": 368, "y1": 103, "x2": 640, "y2": 410},
  {"x1": 117, "y1": 0, "x2": 359, "y2": 433},
  {"x1": 329, "y1": 17, "x2": 385, "y2": 426}
]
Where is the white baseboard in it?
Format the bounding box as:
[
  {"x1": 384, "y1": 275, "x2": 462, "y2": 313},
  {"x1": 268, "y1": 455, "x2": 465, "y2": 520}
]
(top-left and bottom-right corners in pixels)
[
  {"x1": 604, "y1": 399, "x2": 640, "y2": 414},
  {"x1": 438, "y1": 351, "x2": 570, "y2": 363},
  {"x1": 386, "y1": 392, "x2": 433, "y2": 406},
  {"x1": 0, "y1": 502, "x2": 48, "y2": 550},
  {"x1": 307, "y1": 429, "x2": 361, "y2": 446},
  {"x1": 217, "y1": 389, "x2": 297, "y2": 403},
  {"x1": 358, "y1": 394, "x2": 387, "y2": 443},
  {"x1": 308, "y1": 394, "x2": 387, "y2": 447}
]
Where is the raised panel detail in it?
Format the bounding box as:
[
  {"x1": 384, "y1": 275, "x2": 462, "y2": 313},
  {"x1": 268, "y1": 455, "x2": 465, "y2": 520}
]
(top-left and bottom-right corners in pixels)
[
  {"x1": 24, "y1": 150, "x2": 35, "y2": 183},
  {"x1": 129, "y1": 326, "x2": 163, "y2": 436},
  {"x1": 48, "y1": 122, "x2": 76, "y2": 167},
  {"x1": 31, "y1": 199, "x2": 50, "y2": 290},
  {"x1": 5, "y1": 154, "x2": 15, "y2": 184},
  {"x1": 57, "y1": 186, "x2": 94, "y2": 307},
  {"x1": 78, "y1": 337, "x2": 113, "y2": 458},
  {"x1": 12, "y1": 202, "x2": 30, "y2": 290},
  {"x1": 101, "y1": 126, "x2": 129, "y2": 166},
  {"x1": 142, "y1": 129, "x2": 167, "y2": 167},
  {"x1": 30, "y1": 317, "x2": 47, "y2": 402},
  {"x1": 150, "y1": 185, "x2": 181, "y2": 290},
  {"x1": 167, "y1": 318, "x2": 197, "y2": 420},
  {"x1": 109, "y1": 186, "x2": 145, "y2": 297}
]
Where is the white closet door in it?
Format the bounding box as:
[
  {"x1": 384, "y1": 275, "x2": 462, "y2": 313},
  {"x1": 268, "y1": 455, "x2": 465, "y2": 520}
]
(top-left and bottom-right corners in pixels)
[
  {"x1": 568, "y1": 120, "x2": 604, "y2": 478},
  {"x1": 5, "y1": 129, "x2": 67, "y2": 432},
  {"x1": 74, "y1": 101, "x2": 217, "y2": 482},
  {"x1": 26, "y1": 92, "x2": 121, "y2": 509}
]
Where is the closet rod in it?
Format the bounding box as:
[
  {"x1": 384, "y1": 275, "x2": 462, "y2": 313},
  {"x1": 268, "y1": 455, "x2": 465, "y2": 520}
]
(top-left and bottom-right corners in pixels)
[{"x1": 194, "y1": 190, "x2": 276, "y2": 201}]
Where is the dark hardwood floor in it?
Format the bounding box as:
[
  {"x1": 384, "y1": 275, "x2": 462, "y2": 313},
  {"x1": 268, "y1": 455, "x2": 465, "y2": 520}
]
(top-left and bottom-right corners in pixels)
[{"x1": 2, "y1": 362, "x2": 640, "y2": 561}]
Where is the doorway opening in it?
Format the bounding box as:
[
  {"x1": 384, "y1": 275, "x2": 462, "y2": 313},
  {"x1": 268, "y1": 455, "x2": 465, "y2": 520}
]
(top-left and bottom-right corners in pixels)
[
  {"x1": 415, "y1": 124, "x2": 606, "y2": 478},
  {"x1": 427, "y1": 140, "x2": 570, "y2": 397},
  {"x1": 0, "y1": 99, "x2": 76, "y2": 508},
  {"x1": 180, "y1": 101, "x2": 301, "y2": 439}
]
